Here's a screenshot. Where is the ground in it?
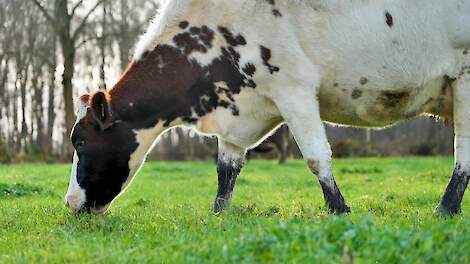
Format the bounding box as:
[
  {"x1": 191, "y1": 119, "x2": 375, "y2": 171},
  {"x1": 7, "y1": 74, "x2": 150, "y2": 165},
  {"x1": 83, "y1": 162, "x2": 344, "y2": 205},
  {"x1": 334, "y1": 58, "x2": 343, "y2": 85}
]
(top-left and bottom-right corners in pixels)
[{"x1": 0, "y1": 157, "x2": 469, "y2": 263}]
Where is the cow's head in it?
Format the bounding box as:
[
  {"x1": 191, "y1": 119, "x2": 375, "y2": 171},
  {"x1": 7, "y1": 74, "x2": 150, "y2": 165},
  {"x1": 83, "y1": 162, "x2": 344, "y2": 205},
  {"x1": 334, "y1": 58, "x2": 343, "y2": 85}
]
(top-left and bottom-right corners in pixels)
[{"x1": 65, "y1": 90, "x2": 140, "y2": 213}]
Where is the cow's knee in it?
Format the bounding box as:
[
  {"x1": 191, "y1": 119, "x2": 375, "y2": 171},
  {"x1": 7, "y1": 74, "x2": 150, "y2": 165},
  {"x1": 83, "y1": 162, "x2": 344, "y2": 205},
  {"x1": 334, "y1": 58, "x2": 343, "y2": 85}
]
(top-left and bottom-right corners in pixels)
[{"x1": 214, "y1": 139, "x2": 245, "y2": 213}]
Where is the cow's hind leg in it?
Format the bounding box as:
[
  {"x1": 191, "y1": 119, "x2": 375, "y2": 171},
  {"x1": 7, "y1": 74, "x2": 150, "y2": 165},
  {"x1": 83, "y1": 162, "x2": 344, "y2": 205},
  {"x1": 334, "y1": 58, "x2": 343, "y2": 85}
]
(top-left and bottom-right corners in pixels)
[
  {"x1": 274, "y1": 88, "x2": 350, "y2": 214},
  {"x1": 213, "y1": 139, "x2": 246, "y2": 213},
  {"x1": 437, "y1": 79, "x2": 470, "y2": 216}
]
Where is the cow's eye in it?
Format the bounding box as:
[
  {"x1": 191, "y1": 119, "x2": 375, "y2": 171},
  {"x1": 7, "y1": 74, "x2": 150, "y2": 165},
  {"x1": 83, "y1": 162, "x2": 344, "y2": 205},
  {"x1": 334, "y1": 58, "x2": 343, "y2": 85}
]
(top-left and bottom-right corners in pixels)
[{"x1": 76, "y1": 140, "x2": 85, "y2": 150}]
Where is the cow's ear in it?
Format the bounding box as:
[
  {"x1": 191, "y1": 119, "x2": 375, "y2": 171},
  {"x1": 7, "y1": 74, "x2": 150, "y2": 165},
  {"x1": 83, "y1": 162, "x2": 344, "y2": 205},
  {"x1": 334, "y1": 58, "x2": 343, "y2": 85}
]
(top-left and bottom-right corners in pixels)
[
  {"x1": 90, "y1": 90, "x2": 112, "y2": 130},
  {"x1": 76, "y1": 93, "x2": 91, "y2": 117},
  {"x1": 80, "y1": 94, "x2": 91, "y2": 104}
]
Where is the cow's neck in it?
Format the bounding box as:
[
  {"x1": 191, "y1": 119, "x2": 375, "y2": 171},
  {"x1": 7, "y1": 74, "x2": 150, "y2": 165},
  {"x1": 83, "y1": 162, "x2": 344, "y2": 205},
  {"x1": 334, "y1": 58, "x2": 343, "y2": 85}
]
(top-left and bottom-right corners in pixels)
[{"x1": 109, "y1": 47, "x2": 196, "y2": 130}]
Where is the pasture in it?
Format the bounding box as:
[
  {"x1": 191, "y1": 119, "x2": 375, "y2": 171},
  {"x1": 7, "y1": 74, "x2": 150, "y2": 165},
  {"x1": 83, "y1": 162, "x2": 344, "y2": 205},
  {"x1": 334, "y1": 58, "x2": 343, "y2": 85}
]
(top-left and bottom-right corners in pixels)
[{"x1": 1, "y1": 157, "x2": 469, "y2": 263}]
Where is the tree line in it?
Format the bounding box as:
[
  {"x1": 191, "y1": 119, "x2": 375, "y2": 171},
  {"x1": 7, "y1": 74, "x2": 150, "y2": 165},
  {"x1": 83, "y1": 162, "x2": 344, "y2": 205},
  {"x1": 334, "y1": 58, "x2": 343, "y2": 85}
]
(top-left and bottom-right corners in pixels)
[{"x1": 0, "y1": 0, "x2": 158, "y2": 162}]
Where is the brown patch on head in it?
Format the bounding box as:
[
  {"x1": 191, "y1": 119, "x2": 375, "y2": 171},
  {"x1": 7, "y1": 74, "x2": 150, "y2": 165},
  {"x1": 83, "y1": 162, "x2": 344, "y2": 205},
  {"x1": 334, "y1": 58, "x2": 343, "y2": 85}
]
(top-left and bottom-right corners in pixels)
[
  {"x1": 352, "y1": 89, "x2": 363, "y2": 99},
  {"x1": 307, "y1": 160, "x2": 320, "y2": 175}
]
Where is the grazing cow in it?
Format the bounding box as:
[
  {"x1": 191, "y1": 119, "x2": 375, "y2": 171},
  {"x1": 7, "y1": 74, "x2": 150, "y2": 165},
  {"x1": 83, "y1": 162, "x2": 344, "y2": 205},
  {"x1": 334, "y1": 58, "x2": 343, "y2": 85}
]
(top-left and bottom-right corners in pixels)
[{"x1": 66, "y1": 0, "x2": 470, "y2": 216}]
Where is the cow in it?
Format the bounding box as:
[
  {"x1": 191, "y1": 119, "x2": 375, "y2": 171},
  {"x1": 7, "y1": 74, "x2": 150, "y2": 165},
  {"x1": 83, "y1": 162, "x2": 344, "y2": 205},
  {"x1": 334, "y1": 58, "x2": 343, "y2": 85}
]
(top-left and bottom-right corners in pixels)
[{"x1": 65, "y1": 0, "x2": 470, "y2": 216}]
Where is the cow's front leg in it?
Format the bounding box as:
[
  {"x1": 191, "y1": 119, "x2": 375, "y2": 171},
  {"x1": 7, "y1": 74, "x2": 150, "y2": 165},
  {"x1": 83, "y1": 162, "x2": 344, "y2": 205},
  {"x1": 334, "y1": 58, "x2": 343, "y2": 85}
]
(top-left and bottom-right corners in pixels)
[
  {"x1": 214, "y1": 139, "x2": 246, "y2": 213},
  {"x1": 437, "y1": 79, "x2": 470, "y2": 216},
  {"x1": 274, "y1": 88, "x2": 350, "y2": 214}
]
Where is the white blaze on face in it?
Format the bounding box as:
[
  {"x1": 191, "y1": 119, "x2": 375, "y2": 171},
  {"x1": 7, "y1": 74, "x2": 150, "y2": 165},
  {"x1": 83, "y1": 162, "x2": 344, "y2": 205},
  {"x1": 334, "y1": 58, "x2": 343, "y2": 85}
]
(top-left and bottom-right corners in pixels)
[
  {"x1": 65, "y1": 98, "x2": 88, "y2": 211},
  {"x1": 65, "y1": 152, "x2": 86, "y2": 210}
]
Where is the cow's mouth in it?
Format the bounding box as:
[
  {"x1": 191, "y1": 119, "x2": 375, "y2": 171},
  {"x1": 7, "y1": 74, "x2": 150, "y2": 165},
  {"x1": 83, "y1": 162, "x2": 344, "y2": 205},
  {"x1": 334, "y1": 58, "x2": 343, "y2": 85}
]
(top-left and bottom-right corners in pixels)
[
  {"x1": 72, "y1": 203, "x2": 110, "y2": 215},
  {"x1": 91, "y1": 204, "x2": 109, "y2": 214}
]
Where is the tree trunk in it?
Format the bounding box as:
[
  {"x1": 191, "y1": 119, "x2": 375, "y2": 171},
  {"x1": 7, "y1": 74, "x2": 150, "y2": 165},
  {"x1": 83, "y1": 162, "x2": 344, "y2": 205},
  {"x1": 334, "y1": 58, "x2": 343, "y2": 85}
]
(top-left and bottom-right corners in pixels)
[
  {"x1": 99, "y1": 2, "x2": 107, "y2": 89},
  {"x1": 20, "y1": 68, "x2": 29, "y2": 154},
  {"x1": 13, "y1": 80, "x2": 19, "y2": 152},
  {"x1": 61, "y1": 37, "x2": 76, "y2": 155},
  {"x1": 45, "y1": 61, "x2": 56, "y2": 158},
  {"x1": 0, "y1": 57, "x2": 9, "y2": 138}
]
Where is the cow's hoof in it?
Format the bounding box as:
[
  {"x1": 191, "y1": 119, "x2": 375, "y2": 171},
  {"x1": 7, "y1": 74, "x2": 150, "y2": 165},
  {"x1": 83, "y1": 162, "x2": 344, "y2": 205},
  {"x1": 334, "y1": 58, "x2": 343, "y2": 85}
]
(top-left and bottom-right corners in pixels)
[
  {"x1": 213, "y1": 197, "x2": 231, "y2": 214},
  {"x1": 436, "y1": 204, "x2": 461, "y2": 218},
  {"x1": 331, "y1": 204, "x2": 351, "y2": 215}
]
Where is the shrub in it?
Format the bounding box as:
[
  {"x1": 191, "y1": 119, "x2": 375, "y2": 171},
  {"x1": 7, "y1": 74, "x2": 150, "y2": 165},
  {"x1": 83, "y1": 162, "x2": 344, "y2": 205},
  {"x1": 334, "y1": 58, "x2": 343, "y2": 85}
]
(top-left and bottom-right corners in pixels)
[
  {"x1": 0, "y1": 139, "x2": 13, "y2": 163},
  {"x1": 332, "y1": 139, "x2": 365, "y2": 158},
  {"x1": 409, "y1": 144, "x2": 435, "y2": 156}
]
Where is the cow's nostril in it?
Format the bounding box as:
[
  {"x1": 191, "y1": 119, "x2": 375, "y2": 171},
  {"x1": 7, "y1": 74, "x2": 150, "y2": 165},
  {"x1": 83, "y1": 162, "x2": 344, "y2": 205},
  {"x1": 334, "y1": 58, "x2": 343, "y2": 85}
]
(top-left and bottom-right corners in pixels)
[{"x1": 66, "y1": 200, "x2": 70, "y2": 208}]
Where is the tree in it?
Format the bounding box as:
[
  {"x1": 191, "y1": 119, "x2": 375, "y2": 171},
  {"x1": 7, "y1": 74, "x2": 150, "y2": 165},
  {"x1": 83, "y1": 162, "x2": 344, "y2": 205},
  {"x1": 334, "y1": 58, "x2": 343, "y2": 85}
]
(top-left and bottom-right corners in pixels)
[
  {"x1": 30, "y1": 0, "x2": 105, "y2": 154},
  {"x1": 108, "y1": 0, "x2": 159, "y2": 70}
]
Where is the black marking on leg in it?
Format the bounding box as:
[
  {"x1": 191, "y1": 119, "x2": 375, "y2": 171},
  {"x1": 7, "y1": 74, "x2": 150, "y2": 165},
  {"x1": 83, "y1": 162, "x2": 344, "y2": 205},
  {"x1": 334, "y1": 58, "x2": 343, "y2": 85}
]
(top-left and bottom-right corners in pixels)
[
  {"x1": 437, "y1": 164, "x2": 469, "y2": 217},
  {"x1": 214, "y1": 158, "x2": 243, "y2": 213},
  {"x1": 319, "y1": 179, "x2": 351, "y2": 214}
]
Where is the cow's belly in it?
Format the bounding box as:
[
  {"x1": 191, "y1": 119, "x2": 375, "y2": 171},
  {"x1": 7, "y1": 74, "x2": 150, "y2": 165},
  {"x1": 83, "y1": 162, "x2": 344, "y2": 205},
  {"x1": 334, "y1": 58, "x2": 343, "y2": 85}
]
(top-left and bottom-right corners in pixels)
[{"x1": 317, "y1": 76, "x2": 453, "y2": 127}]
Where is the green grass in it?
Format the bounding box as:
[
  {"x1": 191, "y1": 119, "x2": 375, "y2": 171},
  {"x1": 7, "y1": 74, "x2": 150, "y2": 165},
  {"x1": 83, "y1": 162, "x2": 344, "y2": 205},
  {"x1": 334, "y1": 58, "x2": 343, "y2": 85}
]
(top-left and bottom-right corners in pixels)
[{"x1": 0, "y1": 157, "x2": 469, "y2": 263}]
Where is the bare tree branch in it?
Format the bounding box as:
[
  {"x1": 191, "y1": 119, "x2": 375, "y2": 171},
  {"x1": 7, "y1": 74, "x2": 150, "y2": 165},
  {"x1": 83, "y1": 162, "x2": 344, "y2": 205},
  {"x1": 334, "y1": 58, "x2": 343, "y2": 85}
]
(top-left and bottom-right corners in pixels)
[
  {"x1": 29, "y1": 0, "x2": 55, "y2": 25},
  {"x1": 74, "y1": 32, "x2": 121, "y2": 49},
  {"x1": 74, "y1": 35, "x2": 99, "y2": 49},
  {"x1": 72, "y1": 0, "x2": 105, "y2": 41},
  {"x1": 71, "y1": 0, "x2": 85, "y2": 17}
]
